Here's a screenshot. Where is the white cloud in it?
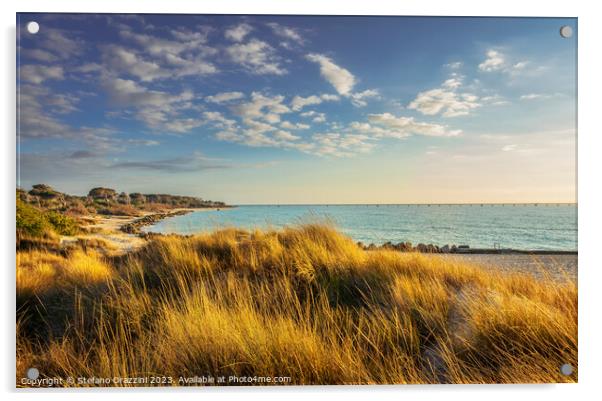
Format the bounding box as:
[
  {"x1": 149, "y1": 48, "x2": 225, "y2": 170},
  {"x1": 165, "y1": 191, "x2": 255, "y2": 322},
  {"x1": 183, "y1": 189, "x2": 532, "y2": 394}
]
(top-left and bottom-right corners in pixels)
[
  {"x1": 226, "y1": 39, "x2": 286, "y2": 75},
  {"x1": 266, "y1": 22, "x2": 304, "y2": 44},
  {"x1": 44, "y1": 93, "x2": 80, "y2": 114},
  {"x1": 109, "y1": 29, "x2": 218, "y2": 81},
  {"x1": 121, "y1": 28, "x2": 214, "y2": 58},
  {"x1": 171, "y1": 29, "x2": 211, "y2": 46},
  {"x1": 208, "y1": 95, "x2": 374, "y2": 157},
  {"x1": 22, "y1": 49, "x2": 58, "y2": 62},
  {"x1": 209, "y1": 92, "x2": 304, "y2": 148},
  {"x1": 481, "y1": 94, "x2": 510, "y2": 106},
  {"x1": 365, "y1": 113, "x2": 462, "y2": 137},
  {"x1": 101, "y1": 45, "x2": 167, "y2": 82},
  {"x1": 520, "y1": 93, "x2": 553, "y2": 100},
  {"x1": 321, "y1": 94, "x2": 340, "y2": 101},
  {"x1": 33, "y1": 28, "x2": 83, "y2": 60},
  {"x1": 18, "y1": 84, "x2": 125, "y2": 152},
  {"x1": 207, "y1": 104, "x2": 461, "y2": 158},
  {"x1": 162, "y1": 118, "x2": 206, "y2": 133},
  {"x1": 205, "y1": 91, "x2": 245, "y2": 104},
  {"x1": 349, "y1": 89, "x2": 380, "y2": 107},
  {"x1": 280, "y1": 121, "x2": 310, "y2": 130},
  {"x1": 101, "y1": 40, "x2": 217, "y2": 82},
  {"x1": 215, "y1": 119, "x2": 309, "y2": 151},
  {"x1": 104, "y1": 78, "x2": 202, "y2": 133},
  {"x1": 304, "y1": 54, "x2": 377, "y2": 107},
  {"x1": 20, "y1": 65, "x2": 64, "y2": 84},
  {"x1": 408, "y1": 78, "x2": 481, "y2": 117},
  {"x1": 312, "y1": 133, "x2": 374, "y2": 157},
  {"x1": 105, "y1": 78, "x2": 190, "y2": 107},
  {"x1": 232, "y1": 92, "x2": 291, "y2": 122},
  {"x1": 478, "y1": 50, "x2": 531, "y2": 76},
  {"x1": 203, "y1": 111, "x2": 237, "y2": 130},
  {"x1": 502, "y1": 144, "x2": 518, "y2": 151},
  {"x1": 76, "y1": 63, "x2": 103, "y2": 74},
  {"x1": 306, "y1": 53, "x2": 356, "y2": 95},
  {"x1": 264, "y1": 113, "x2": 281, "y2": 124},
  {"x1": 445, "y1": 61, "x2": 463, "y2": 69},
  {"x1": 290, "y1": 93, "x2": 339, "y2": 111},
  {"x1": 300, "y1": 110, "x2": 326, "y2": 123},
  {"x1": 19, "y1": 84, "x2": 76, "y2": 138},
  {"x1": 273, "y1": 130, "x2": 300, "y2": 141},
  {"x1": 225, "y1": 23, "x2": 253, "y2": 42},
  {"x1": 215, "y1": 130, "x2": 241, "y2": 142},
  {"x1": 312, "y1": 113, "x2": 326, "y2": 123},
  {"x1": 479, "y1": 50, "x2": 505, "y2": 72},
  {"x1": 442, "y1": 78, "x2": 462, "y2": 89},
  {"x1": 291, "y1": 95, "x2": 322, "y2": 111}
]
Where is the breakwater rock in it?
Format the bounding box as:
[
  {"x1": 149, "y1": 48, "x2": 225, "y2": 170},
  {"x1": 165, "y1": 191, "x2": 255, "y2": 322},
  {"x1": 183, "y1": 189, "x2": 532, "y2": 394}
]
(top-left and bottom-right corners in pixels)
[
  {"x1": 356, "y1": 241, "x2": 461, "y2": 254},
  {"x1": 355, "y1": 241, "x2": 576, "y2": 255},
  {"x1": 120, "y1": 210, "x2": 193, "y2": 234}
]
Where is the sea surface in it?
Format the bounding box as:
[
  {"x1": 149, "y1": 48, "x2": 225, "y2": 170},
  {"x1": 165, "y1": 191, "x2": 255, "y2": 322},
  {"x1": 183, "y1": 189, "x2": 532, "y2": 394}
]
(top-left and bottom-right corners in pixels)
[{"x1": 143, "y1": 204, "x2": 577, "y2": 251}]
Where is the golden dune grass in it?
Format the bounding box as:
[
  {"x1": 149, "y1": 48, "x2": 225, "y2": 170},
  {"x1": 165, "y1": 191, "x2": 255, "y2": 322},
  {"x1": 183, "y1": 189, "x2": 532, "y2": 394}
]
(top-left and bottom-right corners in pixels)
[
  {"x1": 17, "y1": 249, "x2": 113, "y2": 298},
  {"x1": 16, "y1": 224, "x2": 577, "y2": 386}
]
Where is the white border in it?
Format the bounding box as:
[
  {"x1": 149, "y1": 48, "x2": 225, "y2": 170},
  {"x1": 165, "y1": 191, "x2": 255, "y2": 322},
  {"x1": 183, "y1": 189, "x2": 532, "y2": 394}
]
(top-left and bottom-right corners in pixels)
[{"x1": 2, "y1": 1, "x2": 601, "y2": 400}]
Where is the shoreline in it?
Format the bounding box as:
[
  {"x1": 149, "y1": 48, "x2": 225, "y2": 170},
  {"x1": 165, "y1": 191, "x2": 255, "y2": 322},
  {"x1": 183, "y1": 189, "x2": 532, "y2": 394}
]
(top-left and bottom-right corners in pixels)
[
  {"x1": 122, "y1": 207, "x2": 228, "y2": 234},
  {"x1": 120, "y1": 208, "x2": 195, "y2": 234}
]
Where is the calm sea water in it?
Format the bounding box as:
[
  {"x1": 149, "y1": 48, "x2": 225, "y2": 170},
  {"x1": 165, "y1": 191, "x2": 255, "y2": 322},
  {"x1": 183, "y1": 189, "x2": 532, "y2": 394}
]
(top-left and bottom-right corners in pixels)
[{"x1": 143, "y1": 204, "x2": 577, "y2": 251}]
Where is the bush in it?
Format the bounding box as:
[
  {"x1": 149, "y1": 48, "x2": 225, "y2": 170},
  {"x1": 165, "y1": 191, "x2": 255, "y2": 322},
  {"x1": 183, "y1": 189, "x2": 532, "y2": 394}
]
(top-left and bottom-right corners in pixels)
[
  {"x1": 16, "y1": 199, "x2": 50, "y2": 237},
  {"x1": 65, "y1": 200, "x2": 90, "y2": 216},
  {"x1": 45, "y1": 211, "x2": 79, "y2": 236},
  {"x1": 17, "y1": 198, "x2": 79, "y2": 238},
  {"x1": 97, "y1": 204, "x2": 141, "y2": 216}
]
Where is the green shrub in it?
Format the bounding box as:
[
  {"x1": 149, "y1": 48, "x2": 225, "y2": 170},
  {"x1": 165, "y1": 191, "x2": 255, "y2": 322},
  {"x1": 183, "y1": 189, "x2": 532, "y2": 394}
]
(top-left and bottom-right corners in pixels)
[
  {"x1": 45, "y1": 211, "x2": 79, "y2": 236},
  {"x1": 17, "y1": 198, "x2": 79, "y2": 237},
  {"x1": 16, "y1": 199, "x2": 50, "y2": 237}
]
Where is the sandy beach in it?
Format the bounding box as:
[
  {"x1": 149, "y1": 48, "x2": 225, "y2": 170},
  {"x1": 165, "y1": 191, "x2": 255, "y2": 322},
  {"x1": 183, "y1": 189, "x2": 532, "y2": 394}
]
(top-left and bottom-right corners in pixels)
[
  {"x1": 442, "y1": 254, "x2": 577, "y2": 280},
  {"x1": 59, "y1": 214, "x2": 149, "y2": 254},
  {"x1": 58, "y1": 208, "x2": 226, "y2": 254}
]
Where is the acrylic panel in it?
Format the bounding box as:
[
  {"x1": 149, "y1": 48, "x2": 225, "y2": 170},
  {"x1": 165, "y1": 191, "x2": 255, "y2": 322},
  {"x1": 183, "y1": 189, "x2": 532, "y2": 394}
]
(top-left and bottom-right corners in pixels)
[{"x1": 16, "y1": 13, "x2": 577, "y2": 387}]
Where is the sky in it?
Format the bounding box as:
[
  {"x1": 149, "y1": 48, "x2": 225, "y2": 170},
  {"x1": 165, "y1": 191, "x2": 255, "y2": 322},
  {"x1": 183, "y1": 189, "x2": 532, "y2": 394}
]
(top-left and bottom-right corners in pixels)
[{"x1": 17, "y1": 14, "x2": 577, "y2": 204}]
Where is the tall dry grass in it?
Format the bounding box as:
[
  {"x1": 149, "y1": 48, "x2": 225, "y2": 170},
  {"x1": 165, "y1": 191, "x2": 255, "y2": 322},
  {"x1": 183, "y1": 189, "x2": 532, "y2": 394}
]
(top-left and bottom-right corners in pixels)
[{"x1": 16, "y1": 224, "x2": 577, "y2": 386}]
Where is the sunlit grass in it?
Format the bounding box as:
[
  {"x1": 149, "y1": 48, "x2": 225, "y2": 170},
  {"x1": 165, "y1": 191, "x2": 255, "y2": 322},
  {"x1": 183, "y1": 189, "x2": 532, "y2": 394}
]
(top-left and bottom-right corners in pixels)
[
  {"x1": 16, "y1": 224, "x2": 577, "y2": 386},
  {"x1": 17, "y1": 249, "x2": 113, "y2": 298}
]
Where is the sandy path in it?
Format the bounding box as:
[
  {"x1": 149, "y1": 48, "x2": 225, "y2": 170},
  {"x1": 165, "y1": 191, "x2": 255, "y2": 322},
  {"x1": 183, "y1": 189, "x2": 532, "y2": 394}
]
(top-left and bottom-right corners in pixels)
[
  {"x1": 60, "y1": 208, "x2": 207, "y2": 255},
  {"x1": 60, "y1": 213, "x2": 152, "y2": 255}
]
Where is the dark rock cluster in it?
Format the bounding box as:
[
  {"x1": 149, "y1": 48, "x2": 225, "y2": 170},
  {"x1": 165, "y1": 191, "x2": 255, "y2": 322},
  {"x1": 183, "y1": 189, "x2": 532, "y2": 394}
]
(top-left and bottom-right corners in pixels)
[
  {"x1": 357, "y1": 241, "x2": 466, "y2": 254},
  {"x1": 120, "y1": 210, "x2": 193, "y2": 234}
]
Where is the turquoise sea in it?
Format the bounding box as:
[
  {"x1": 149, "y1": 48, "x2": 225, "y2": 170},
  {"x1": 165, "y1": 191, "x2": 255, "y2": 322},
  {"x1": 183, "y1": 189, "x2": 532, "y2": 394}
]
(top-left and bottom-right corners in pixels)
[{"x1": 143, "y1": 204, "x2": 577, "y2": 251}]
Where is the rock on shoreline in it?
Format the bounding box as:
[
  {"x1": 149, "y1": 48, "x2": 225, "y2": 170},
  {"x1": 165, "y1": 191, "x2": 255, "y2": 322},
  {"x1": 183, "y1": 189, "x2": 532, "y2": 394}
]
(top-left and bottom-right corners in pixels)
[
  {"x1": 120, "y1": 210, "x2": 193, "y2": 235},
  {"x1": 357, "y1": 241, "x2": 445, "y2": 253},
  {"x1": 356, "y1": 241, "x2": 576, "y2": 255}
]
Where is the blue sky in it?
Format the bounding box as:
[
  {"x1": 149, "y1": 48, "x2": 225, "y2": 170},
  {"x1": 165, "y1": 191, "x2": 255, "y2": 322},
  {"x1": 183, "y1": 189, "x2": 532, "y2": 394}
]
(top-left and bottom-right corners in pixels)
[{"x1": 17, "y1": 14, "x2": 576, "y2": 204}]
